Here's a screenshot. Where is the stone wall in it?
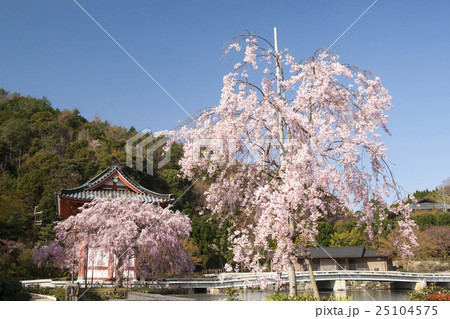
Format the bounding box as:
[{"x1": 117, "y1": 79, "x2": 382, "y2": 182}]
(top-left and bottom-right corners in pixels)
[{"x1": 127, "y1": 291, "x2": 193, "y2": 301}]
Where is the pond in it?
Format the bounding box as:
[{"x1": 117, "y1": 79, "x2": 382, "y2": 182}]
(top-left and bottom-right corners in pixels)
[{"x1": 174, "y1": 289, "x2": 412, "y2": 301}]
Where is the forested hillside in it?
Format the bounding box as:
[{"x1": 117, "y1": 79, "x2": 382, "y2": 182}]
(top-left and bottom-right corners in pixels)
[{"x1": 0, "y1": 89, "x2": 448, "y2": 280}]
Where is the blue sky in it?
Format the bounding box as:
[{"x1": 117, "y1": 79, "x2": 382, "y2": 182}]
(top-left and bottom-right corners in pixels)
[{"x1": 1, "y1": 0, "x2": 449, "y2": 196}]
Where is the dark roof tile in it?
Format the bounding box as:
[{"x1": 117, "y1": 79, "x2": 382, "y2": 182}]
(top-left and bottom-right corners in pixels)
[
  {"x1": 308, "y1": 246, "x2": 365, "y2": 258},
  {"x1": 58, "y1": 163, "x2": 171, "y2": 203}
]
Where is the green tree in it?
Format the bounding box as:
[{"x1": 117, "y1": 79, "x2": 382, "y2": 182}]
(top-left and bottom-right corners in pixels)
[
  {"x1": 0, "y1": 181, "x2": 26, "y2": 240},
  {"x1": 329, "y1": 229, "x2": 365, "y2": 247},
  {"x1": 315, "y1": 222, "x2": 333, "y2": 247},
  {"x1": 412, "y1": 213, "x2": 436, "y2": 230}
]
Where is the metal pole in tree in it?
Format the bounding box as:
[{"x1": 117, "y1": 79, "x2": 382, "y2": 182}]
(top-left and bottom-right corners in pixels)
[
  {"x1": 273, "y1": 27, "x2": 285, "y2": 151},
  {"x1": 32, "y1": 206, "x2": 37, "y2": 247},
  {"x1": 274, "y1": 27, "x2": 320, "y2": 298},
  {"x1": 32, "y1": 207, "x2": 44, "y2": 247},
  {"x1": 274, "y1": 26, "x2": 293, "y2": 296},
  {"x1": 275, "y1": 26, "x2": 300, "y2": 297}
]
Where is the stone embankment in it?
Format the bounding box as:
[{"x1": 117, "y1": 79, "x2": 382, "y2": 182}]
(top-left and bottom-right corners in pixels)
[{"x1": 127, "y1": 291, "x2": 193, "y2": 301}]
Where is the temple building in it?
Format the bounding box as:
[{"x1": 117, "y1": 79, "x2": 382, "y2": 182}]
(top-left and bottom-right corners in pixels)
[
  {"x1": 57, "y1": 162, "x2": 171, "y2": 219},
  {"x1": 56, "y1": 162, "x2": 172, "y2": 282}
]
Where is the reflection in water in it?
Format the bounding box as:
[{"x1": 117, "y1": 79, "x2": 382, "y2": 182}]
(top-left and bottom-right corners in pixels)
[
  {"x1": 175, "y1": 289, "x2": 412, "y2": 301},
  {"x1": 320, "y1": 290, "x2": 411, "y2": 301}
]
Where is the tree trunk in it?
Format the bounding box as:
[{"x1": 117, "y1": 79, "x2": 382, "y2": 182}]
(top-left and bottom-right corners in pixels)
[
  {"x1": 84, "y1": 245, "x2": 88, "y2": 289},
  {"x1": 287, "y1": 261, "x2": 297, "y2": 297},
  {"x1": 286, "y1": 214, "x2": 298, "y2": 297},
  {"x1": 305, "y1": 257, "x2": 320, "y2": 300},
  {"x1": 116, "y1": 257, "x2": 124, "y2": 288},
  {"x1": 275, "y1": 270, "x2": 282, "y2": 293}
]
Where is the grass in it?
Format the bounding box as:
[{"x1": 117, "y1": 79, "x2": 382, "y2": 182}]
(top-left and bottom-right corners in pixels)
[{"x1": 266, "y1": 292, "x2": 351, "y2": 301}]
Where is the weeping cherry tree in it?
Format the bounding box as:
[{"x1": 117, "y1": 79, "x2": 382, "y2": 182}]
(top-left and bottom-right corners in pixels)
[
  {"x1": 162, "y1": 29, "x2": 417, "y2": 297},
  {"x1": 34, "y1": 198, "x2": 193, "y2": 287}
]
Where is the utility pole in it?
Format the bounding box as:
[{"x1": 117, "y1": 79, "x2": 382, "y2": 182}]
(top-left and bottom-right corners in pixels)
[
  {"x1": 273, "y1": 27, "x2": 320, "y2": 300},
  {"x1": 32, "y1": 206, "x2": 43, "y2": 247},
  {"x1": 274, "y1": 26, "x2": 299, "y2": 297}
]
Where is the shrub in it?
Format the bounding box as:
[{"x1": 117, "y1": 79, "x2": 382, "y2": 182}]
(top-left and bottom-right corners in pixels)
[
  {"x1": 427, "y1": 292, "x2": 450, "y2": 301},
  {"x1": 225, "y1": 286, "x2": 240, "y2": 301},
  {"x1": 409, "y1": 283, "x2": 449, "y2": 301},
  {"x1": 0, "y1": 275, "x2": 31, "y2": 301},
  {"x1": 76, "y1": 288, "x2": 128, "y2": 301},
  {"x1": 266, "y1": 292, "x2": 351, "y2": 301}
]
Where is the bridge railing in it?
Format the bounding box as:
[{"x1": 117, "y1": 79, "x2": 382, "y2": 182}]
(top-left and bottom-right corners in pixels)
[
  {"x1": 202, "y1": 268, "x2": 225, "y2": 275},
  {"x1": 21, "y1": 271, "x2": 450, "y2": 289}
]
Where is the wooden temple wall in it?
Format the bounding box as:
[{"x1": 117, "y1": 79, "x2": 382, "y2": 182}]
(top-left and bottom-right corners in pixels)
[{"x1": 77, "y1": 247, "x2": 136, "y2": 282}]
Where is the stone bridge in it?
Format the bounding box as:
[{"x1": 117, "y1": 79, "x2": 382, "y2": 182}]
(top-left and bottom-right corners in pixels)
[
  {"x1": 161, "y1": 271, "x2": 450, "y2": 292},
  {"x1": 22, "y1": 271, "x2": 450, "y2": 292}
]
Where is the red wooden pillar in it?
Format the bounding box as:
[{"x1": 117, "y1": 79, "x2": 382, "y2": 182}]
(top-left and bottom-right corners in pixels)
[
  {"x1": 78, "y1": 245, "x2": 87, "y2": 281},
  {"x1": 108, "y1": 251, "x2": 114, "y2": 281}
]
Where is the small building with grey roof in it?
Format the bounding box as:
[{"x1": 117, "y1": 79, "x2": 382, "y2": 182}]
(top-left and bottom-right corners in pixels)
[
  {"x1": 303, "y1": 246, "x2": 393, "y2": 271},
  {"x1": 410, "y1": 198, "x2": 449, "y2": 212}
]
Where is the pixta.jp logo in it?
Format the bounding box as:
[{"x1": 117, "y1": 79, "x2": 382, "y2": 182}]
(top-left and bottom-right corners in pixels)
[{"x1": 126, "y1": 129, "x2": 170, "y2": 175}]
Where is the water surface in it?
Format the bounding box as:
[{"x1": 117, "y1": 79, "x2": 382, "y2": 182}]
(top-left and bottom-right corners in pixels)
[{"x1": 175, "y1": 289, "x2": 412, "y2": 301}]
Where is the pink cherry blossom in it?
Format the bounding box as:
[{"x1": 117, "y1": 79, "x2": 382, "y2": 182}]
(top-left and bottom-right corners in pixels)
[
  {"x1": 34, "y1": 198, "x2": 193, "y2": 284},
  {"x1": 160, "y1": 33, "x2": 417, "y2": 290}
]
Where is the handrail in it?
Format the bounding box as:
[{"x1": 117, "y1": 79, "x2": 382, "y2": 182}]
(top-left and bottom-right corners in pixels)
[{"x1": 21, "y1": 270, "x2": 450, "y2": 289}]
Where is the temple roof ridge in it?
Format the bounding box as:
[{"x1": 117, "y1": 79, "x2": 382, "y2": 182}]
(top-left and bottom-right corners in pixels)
[{"x1": 58, "y1": 162, "x2": 171, "y2": 202}]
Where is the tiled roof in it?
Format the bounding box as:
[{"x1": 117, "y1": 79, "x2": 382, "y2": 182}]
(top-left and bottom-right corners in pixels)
[
  {"x1": 59, "y1": 190, "x2": 170, "y2": 203},
  {"x1": 288, "y1": 246, "x2": 390, "y2": 259},
  {"x1": 308, "y1": 246, "x2": 365, "y2": 258},
  {"x1": 58, "y1": 163, "x2": 171, "y2": 203},
  {"x1": 363, "y1": 249, "x2": 389, "y2": 257},
  {"x1": 267, "y1": 246, "x2": 390, "y2": 259},
  {"x1": 410, "y1": 202, "x2": 448, "y2": 211},
  {"x1": 418, "y1": 198, "x2": 437, "y2": 204}
]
